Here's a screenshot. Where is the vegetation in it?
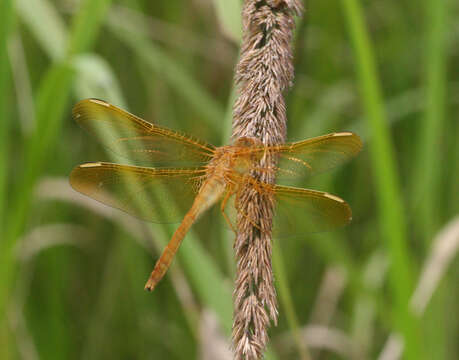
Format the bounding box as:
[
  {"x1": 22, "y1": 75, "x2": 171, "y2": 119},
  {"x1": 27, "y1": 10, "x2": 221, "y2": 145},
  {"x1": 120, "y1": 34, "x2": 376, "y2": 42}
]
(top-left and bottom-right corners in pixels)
[{"x1": 0, "y1": 0, "x2": 457, "y2": 359}]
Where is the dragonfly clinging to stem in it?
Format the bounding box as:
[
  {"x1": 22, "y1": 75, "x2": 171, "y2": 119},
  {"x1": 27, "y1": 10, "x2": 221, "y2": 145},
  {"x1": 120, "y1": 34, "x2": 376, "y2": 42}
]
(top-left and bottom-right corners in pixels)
[{"x1": 70, "y1": 99, "x2": 362, "y2": 291}]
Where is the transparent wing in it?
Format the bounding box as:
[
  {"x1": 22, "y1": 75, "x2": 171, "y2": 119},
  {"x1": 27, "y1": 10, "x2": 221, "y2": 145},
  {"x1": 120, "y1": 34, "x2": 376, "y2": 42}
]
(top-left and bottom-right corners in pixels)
[
  {"x1": 221, "y1": 181, "x2": 352, "y2": 237},
  {"x1": 69, "y1": 162, "x2": 205, "y2": 223},
  {"x1": 73, "y1": 99, "x2": 215, "y2": 166},
  {"x1": 247, "y1": 132, "x2": 362, "y2": 179},
  {"x1": 272, "y1": 185, "x2": 352, "y2": 236}
]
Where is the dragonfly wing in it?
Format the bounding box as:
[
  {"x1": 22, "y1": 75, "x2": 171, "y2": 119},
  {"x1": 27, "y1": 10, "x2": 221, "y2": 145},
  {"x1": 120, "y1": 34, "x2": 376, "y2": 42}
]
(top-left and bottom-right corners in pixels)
[
  {"x1": 220, "y1": 179, "x2": 351, "y2": 236},
  {"x1": 70, "y1": 162, "x2": 205, "y2": 223},
  {"x1": 73, "y1": 99, "x2": 215, "y2": 166},
  {"x1": 272, "y1": 185, "x2": 352, "y2": 236},
  {"x1": 250, "y1": 132, "x2": 362, "y2": 179}
]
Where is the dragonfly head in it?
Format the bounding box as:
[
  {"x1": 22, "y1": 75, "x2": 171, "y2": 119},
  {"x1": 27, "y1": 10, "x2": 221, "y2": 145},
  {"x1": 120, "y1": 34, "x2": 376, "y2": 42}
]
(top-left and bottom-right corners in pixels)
[{"x1": 233, "y1": 136, "x2": 262, "y2": 148}]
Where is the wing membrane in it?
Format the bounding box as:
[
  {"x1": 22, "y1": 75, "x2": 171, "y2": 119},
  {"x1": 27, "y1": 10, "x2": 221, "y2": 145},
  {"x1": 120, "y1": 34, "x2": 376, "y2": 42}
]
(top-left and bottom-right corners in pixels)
[
  {"x1": 70, "y1": 162, "x2": 205, "y2": 223},
  {"x1": 246, "y1": 132, "x2": 362, "y2": 179},
  {"x1": 73, "y1": 99, "x2": 215, "y2": 166},
  {"x1": 272, "y1": 185, "x2": 352, "y2": 236},
  {"x1": 221, "y1": 180, "x2": 352, "y2": 236},
  {"x1": 277, "y1": 132, "x2": 362, "y2": 178}
]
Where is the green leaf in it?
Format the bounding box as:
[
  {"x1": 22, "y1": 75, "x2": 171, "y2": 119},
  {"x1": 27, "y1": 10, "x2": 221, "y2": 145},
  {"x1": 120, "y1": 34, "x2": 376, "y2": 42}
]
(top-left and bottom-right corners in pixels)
[
  {"x1": 16, "y1": 0, "x2": 67, "y2": 60},
  {"x1": 339, "y1": 0, "x2": 421, "y2": 358},
  {"x1": 107, "y1": 13, "x2": 224, "y2": 137},
  {"x1": 212, "y1": 0, "x2": 242, "y2": 43}
]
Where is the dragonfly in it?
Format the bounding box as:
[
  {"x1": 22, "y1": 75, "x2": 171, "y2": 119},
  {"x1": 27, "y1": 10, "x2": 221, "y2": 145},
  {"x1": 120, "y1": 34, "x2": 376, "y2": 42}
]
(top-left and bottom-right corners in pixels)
[{"x1": 70, "y1": 98, "x2": 362, "y2": 291}]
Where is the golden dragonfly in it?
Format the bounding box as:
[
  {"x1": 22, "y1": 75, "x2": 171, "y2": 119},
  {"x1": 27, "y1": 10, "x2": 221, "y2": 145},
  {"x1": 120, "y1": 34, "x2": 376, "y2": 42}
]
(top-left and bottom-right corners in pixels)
[{"x1": 70, "y1": 99, "x2": 362, "y2": 291}]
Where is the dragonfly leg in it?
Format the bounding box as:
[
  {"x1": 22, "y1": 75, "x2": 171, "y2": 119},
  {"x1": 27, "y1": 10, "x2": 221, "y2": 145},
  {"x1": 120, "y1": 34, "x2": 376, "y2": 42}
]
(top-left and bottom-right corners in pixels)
[
  {"x1": 220, "y1": 190, "x2": 236, "y2": 234},
  {"x1": 238, "y1": 207, "x2": 262, "y2": 232}
]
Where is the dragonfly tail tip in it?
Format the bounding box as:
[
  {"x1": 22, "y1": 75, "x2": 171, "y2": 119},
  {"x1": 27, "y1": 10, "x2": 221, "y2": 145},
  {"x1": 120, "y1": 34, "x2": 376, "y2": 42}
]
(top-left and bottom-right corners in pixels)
[{"x1": 144, "y1": 281, "x2": 156, "y2": 292}]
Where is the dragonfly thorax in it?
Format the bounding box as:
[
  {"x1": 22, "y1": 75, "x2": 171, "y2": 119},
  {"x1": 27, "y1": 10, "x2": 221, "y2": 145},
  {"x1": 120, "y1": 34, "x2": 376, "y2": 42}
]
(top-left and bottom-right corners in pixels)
[
  {"x1": 231, "y1": 151, "x2": 257, "y2": 175},
  {"x1": 230, "y1": 137, "x2": 264, "y2": 175},
  {"x1": 206, "y1": 141, "x2": 261, "y2": 183}
]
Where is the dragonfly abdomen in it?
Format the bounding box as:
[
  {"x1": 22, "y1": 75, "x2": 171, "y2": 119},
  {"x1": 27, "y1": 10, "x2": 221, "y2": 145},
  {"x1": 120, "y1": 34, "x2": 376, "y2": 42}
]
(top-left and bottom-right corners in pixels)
[
  {"x1": 144, "y1": 213, "x2": 195, "y2": 291},
  {"x1": 144, "y1": 178, "x2": 225, "y2": 291}
]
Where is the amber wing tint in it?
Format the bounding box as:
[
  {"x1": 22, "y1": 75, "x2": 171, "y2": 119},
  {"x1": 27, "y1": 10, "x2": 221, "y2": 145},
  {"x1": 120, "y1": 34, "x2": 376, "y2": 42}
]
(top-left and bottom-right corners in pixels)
[
  {"x1": 272, "y1": 185, "x2": 352, "y2": 236},
  {"x1": 73, "y1": 99, "x2": 215, "y2": 166},
  {"x1": 70, "y1": 162, "x2": 205, "y2": 223},
  {"x1": 222, "y1": 180, "x2": 352, "y2": 236},
  {"x1": 247, "y1": 132, "x2": 362, "y2": 179}
]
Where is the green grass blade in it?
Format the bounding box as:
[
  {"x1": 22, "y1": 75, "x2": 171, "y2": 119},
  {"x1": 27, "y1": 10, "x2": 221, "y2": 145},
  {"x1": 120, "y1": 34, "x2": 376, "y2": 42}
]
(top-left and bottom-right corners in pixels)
[
  {"x1": 221, "y1": 84, "x2": 238, "y2": 145},
  {"x1": 273, "y1": 241, "x2": 312, "y2": 360},
  {"x1": 339, "y1": 0, "x2": 421, "y2": 358},
  {"x1": 1, "y1": 0, "x2": 113, "y2": 326},
  {"x1": 15, "y1": 0, "x2": 67, "y2": 60},
  {"x1": 173, "y1": 225, "x2": 233, "y2": 333},
  {"x1": 107, "y1": 12, "x2": 224, "y2": 137},
  {"x1": 73, "y1": 54, "x2": 127, "y2": 107},
  {"x1": 1, "y1": 64, "x2": 74, "y2": 319},
  {"x1": 0, "y1": 0, "x2": 14, "y2": 232},
  {"x1": 412, "y1": 0, "x2": 450, "y2": 241},
  {"x1": 212, "y1": 0, "x2": 242, "y2": 43},
  {"x1": 0, "y1": 1, "x2": 15, "y2": 342},
  {"x1": 67, "y1": 0, "x2": 113, "y2": 57}
]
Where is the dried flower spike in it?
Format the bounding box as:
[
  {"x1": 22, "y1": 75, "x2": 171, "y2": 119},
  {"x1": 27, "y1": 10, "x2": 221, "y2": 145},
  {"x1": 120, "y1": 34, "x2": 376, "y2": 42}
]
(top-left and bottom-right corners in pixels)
[{"x1": 231, "y1": 1, "x2": 304, "y2": 359}]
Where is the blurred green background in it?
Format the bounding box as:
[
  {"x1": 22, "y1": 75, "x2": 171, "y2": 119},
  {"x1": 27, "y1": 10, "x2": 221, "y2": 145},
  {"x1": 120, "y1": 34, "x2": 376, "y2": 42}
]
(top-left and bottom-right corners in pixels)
[{"x1": 0, "y1": 0, "x2": 458, "y2": 359}]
